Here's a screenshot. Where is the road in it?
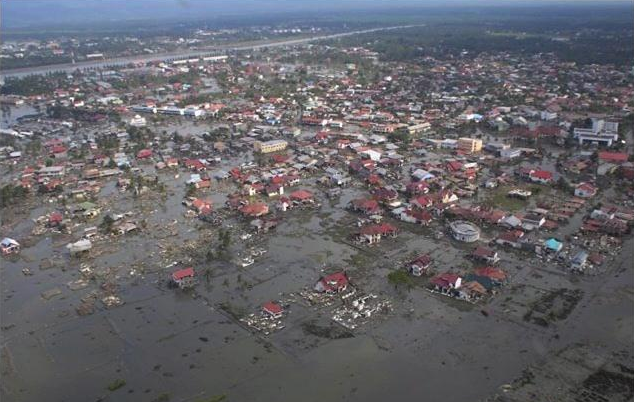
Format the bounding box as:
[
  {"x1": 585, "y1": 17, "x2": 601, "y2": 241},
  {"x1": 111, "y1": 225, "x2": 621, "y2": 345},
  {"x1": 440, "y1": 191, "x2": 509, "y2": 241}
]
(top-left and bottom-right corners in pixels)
[{"x1": 0, "y1": 25, "x2": 421, "y2": 79}]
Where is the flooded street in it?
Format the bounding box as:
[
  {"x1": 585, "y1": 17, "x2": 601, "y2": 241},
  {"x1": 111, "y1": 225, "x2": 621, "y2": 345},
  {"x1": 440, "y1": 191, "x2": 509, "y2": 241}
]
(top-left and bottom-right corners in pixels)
[
  {"x1": 1, "y1": 7, "x2": 633, "y2": 400},
  {"x1": 1, "y1": 143, "x2": 632, "y2": 401}
]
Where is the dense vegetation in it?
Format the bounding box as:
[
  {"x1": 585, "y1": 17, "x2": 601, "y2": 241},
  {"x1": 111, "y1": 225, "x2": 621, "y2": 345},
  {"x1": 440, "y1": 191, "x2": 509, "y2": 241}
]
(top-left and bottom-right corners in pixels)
[
  {"x1": 0, "y1": 72, "x2": 68, "y2": 96},
  {"x1": 2, "y1": 3, "x2": 631, "y2": 70},
  {"x1": 0, "y1": 55, "x2": 73, "y2": 70},
  {"x1": 0, "y1": 184, "x2": 29, "y2": 209},
  {"x1": 326, "y1": 8, "x2": 634, "y2": 66}
]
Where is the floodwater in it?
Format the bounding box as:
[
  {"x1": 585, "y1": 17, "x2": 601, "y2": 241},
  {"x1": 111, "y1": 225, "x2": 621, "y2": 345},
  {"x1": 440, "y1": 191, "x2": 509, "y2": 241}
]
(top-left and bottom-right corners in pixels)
[
  {"x1": 1, "y1": 104, "x2": 40, "y2": 128},
  {"x1": 1, "y1": 131, "x2": 633, "y2": 402}
]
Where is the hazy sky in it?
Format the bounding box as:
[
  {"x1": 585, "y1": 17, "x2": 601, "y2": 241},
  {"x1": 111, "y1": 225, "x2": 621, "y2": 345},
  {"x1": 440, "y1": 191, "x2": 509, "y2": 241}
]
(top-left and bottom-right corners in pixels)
[{"x1": 2, "y1": 0, "x2": 631, "y2": 29}]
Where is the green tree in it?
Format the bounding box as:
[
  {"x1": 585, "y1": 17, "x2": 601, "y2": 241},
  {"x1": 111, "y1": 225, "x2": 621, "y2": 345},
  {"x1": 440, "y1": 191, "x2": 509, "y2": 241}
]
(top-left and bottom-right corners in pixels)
[
  {"x1": 387, "y1": 270, "x2": 415, "y2": 291},
  {"x1": 25, "y1": 140, "x2": 42, "y2": 156},
  {"x1": 100, "y1": 214, "x2": 115, "y2": 233},
  {"x1": 0, "y1": 184, "x2": 28, "y2": 208},
  {"x1": 185, "y1": 184, "x2": 197, "y2": 198},
  {"x1": 221, "y1": 230, "x2": 231, "y2": 250}
]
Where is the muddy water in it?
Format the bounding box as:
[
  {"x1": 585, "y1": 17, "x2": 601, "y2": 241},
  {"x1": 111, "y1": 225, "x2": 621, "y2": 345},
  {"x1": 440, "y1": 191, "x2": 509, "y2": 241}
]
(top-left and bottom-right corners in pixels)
[
  {"x1": 2, "y1": 146, "x2": 633, "y2": 402},
  {"x1": 1, "y1": 105, "x2": 39, "y2": 128}
]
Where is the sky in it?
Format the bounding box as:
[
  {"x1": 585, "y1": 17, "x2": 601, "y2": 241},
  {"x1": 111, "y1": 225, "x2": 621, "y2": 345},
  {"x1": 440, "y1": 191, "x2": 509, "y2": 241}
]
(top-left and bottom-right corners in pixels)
[{"x1": 2, "y1": 0, "x2": 632, "y2": 29}]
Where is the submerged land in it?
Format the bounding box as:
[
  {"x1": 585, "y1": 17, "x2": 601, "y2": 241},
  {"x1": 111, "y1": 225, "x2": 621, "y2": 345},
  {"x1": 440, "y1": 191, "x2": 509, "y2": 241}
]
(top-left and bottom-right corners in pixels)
[{"x1": 1, "y1": 3, "x2": 633, "y2": 402}]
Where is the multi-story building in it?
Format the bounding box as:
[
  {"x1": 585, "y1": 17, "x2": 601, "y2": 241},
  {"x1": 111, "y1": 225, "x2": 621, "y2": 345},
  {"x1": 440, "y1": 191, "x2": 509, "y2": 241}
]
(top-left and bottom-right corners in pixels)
[
  {"x1": 406, "y1": 122, "x2": 432, "y2": 136},
  {"x1": 37, "y1": 166, "x2": 65, "y2": 177},
  {"x1": 574, "y1": 119, "x2": 619, "y2": 146},
  {"x1": 457, "y1": 137, "x2": 483, "y2": 153},
  {"x1": 254, "y1": 140, "x2": 288, "y2": 153},
  {"x1": 500, "y1": 148, "x2": 522, "y2": 159}
]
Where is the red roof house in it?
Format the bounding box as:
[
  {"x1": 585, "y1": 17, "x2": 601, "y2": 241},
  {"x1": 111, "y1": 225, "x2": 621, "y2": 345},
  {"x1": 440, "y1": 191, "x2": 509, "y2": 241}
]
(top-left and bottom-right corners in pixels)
[
  {"x1": 411, "y1": 195, "x2": 433, "y2": 209},
  {"x1": 239, "y1": 202, "x2": 269, "y2": 217},
  {"x1": 172, "y1": 267, "x2": 195, "y2": 281},
  {"x1": 598, "y1": 151, "x2": 628, "y2": 164},
  {"x1": 574, "y1": 182, "x2": 597, "y2": 198},
  {"x1": 529, "y1": 170, "x2": 553, "y2": 184},
  {"x1": 137, "y1": 149, "x2": 153, "y2": 159},
  {"x1": 406, "y1": 180, "x2": 430, "y2": 195},
  {"x1": 184, "y1": 158, "x2": 206, "y2": 171},
  {"x1": 262, "y1": 301, "x2": 284, "y2": 318},
  {"x1": 471, "y1": 246, "x2": 500, "y2": 264},
  {"x1": 429, "y1": 273, "x2": 461, "y2": 293},
  {"x1": 350, "y1": 198, "x2": 381, "y2": 215},
  {"x1": 289, "y1": 189, "x2": 314, "y2": 203},
  {"x1": 171, "y1": 267, "x2": 197, "y2": 288},
  {"x1": 474, "y1": 267, "x2": 507, "y2": 283},
  {"x1": 410, "y1": 254, "x2": 432, "y2": 276},
  {"x1": 314, "y1": 272, "x2": 349, "y2": 293},
  {"x1": 191, "y1": 198, "x2": 213, "y2": 214},
  {"x1": 49, "y1": 211, "x2": 64, "y2": 226},
  {"x1": 358, "y1": 223, "x2": 398, "y2": 244}
]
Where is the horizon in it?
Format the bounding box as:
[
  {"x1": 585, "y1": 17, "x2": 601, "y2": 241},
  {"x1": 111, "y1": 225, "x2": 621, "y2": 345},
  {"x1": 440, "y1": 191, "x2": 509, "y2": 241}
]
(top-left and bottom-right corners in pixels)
[{"x1": 2, "y1": 0, "x2": 633, "y2": 30}]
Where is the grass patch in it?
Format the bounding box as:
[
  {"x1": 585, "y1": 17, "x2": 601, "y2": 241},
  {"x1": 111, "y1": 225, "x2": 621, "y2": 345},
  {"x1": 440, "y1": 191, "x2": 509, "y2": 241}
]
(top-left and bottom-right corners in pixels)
[
  {"x1": 152, "y1": 393, "x2": 171, "y2": 402},
  {"x1": 302, "y1": 320, "x2": 354, "y2": 339},
  {"x1": 107, "y1": 379, "x2": 126, "y2": 391},
  {"x1": 219, "y1": 302, "x2": 247, "y2": 320},
  {"x1": 485, "y1": 186, "x2": 527, "y2": 211},
  {"x1": 387, "y1": 269, "x2": 416, "y2": 291},
  {"x1": 198, "y1": 395, "x2": 227, "y2": 402},
  {"x1": 345, "y1": 251, "x2": 374, "y2": 269}
]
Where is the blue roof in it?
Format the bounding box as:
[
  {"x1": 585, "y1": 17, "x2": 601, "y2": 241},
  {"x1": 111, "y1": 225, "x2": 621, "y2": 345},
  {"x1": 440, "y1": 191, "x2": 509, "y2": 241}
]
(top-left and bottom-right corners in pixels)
[{"x1": 545, "y1": 238, "x2": 562, "y2": 251}]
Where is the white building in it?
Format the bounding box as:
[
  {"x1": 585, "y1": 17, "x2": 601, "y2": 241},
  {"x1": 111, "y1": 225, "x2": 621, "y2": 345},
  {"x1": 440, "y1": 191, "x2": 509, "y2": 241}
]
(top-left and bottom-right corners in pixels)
[
  {"x1": 500, "y1": 148, "x2": 521, "y2": 159},
  {"x1": 574, "y1": 182, "x2": 597, "y2": 198},
  {"x1": 361, "y1": 149, "x2": 382, "y2": 161},
  {"x1": 449, "y1": 221, "x2": 480, "y2": 242},
  {"x1": 129, "y1": 114, "x2": 147, "y2": 127},
  {"x1": 38, "y1": 166, "x2": 65, "y2": 177},
  {"x1": 573, "y1": 119, "x2": 619, "y2": 146},
  {"x1": 184, "y1": 108, "x2": 205, "y2": 118}
]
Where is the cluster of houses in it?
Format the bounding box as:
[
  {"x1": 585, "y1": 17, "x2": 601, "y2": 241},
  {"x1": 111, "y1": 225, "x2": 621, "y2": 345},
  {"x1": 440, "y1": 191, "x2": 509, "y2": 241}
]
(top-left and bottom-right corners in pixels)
[
  {"x1": 1, "y1": 34, "x2": 632, "y2": 321},
  {"x1": 401, "y1": 244, "x2": 507, "y2": 303},
  {"x1": 428, "y1": 266, "x2": 508, "y2": 303}
]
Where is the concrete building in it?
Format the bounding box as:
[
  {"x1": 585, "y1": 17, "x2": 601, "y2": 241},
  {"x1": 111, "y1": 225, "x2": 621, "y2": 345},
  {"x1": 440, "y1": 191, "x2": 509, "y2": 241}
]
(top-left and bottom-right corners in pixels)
[
  {"x1": 406, "y1": 122, "x2": 431, "y2": 136},
  {"x1": 449, "y1": 221, "x2": 481, "y2": 242},
  {"x1": 540, "y1": 111, "x2": 558, "y2": 121},
  {"x1": 570, "y1": 250, "x2": 589, "y2": 271},
  {"x1": 38, "y1": 166, "x2": 65, "y2": 177},
  {"x1": 574, "y1": 182, "x2": 597, "y2": 198},
  {"x1": 573, "y1": 119, "x2": 619, "y2": 146},
  {"x1": 129, "y1": 114, "x2": 147, "y2": 127},
  {"x1": 485, "y1": 142, "x2": 510, "y2": 153},
  {"x1": 254, "y1": 140, "x2": 288, "y2": 154},
  {"x1": 500, "y1": 148, "x2": 521, "y2": 159},
  {"x1": 458, "y1": 137, "x2": 483, "y2": 153}
]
